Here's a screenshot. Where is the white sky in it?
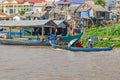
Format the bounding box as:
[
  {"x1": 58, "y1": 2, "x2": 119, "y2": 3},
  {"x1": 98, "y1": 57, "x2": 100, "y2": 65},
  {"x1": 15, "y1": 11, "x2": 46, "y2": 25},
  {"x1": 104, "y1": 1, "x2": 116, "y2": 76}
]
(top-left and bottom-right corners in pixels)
[{"x1": 0, "y1": 0, "x2": 3, "y2": 3}]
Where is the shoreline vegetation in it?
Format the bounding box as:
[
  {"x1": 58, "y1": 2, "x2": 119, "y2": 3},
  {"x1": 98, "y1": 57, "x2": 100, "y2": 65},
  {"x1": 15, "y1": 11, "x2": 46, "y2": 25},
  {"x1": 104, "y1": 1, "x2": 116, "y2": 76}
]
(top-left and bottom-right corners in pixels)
[{"x1": 81, "y1": 23, "x2": 120, "y2": 48}]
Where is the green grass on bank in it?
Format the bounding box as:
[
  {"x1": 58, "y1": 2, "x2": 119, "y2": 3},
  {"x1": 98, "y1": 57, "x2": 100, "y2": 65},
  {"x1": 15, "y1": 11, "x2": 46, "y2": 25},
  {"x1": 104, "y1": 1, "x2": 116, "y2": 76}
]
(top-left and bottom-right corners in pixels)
[
  {"x1": 83, "y1": 23, "x2": 120, "y2": 39},
  {"x1": 82, "y1": 40, "x2": 120, "y2": 48},
  {"x1": 82, "y1": 23, "x2": 120, "y2": 48}
]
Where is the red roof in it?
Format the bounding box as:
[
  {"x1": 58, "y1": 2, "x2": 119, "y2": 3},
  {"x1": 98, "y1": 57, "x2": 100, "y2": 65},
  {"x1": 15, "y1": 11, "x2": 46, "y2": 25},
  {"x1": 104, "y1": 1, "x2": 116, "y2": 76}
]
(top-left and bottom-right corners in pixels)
[
  {"x1": 7, "y1": 0, "x2": 12, "y2": 2},
  {"x1": 16, "y1": 0, "x2": 24, "y2": 4},
  {"x1": 27, "y1": 0, "x2": 45, "y2": 3},
  {"x1": 7, "y1": 0, "x2": 45, "y2": 4}
]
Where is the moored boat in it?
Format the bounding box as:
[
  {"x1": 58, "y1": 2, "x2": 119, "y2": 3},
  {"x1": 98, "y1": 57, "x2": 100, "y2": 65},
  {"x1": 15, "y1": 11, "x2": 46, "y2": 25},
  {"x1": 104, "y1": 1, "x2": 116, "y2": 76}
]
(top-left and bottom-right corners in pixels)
[
  {"x1": 52, "y1": 45, "x2": 113, "y2": 52},
  {"x1": 0, "y1": 20, "x2": 83, "y2": 46},
  {"x1": 50, "y1": 39, "x2": 114, "y2": 52},
  {"x1": 0, "y1": 38, "x2": 50, "y2": 46},
  {"x1": 0, "y1": 32, "x2": 83, "y2": 46}
]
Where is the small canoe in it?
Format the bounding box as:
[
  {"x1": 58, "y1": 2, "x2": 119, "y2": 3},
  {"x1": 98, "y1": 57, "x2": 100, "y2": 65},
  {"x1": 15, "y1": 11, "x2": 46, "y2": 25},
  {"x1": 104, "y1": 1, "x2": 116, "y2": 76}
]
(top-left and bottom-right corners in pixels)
[
  {"x1": 50, "y1": 42, "x2": 114, "y2": 52},
  {"x1": 0, "y1": 39, "x2": 50, "y2": 46}
]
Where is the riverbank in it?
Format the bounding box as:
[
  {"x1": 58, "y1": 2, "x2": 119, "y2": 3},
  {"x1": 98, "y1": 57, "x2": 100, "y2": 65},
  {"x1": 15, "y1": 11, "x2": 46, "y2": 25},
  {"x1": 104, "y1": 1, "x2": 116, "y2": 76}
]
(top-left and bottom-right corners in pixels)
[
  {"x1": 82, "y1": 40, "x2": 120, "y2": 48},
  {"x1": 82, "y1": 23, "x2": 120, "y2": 48},
  {"x1": 0, "y1": 45, "x2": 120, "y2": 80}
]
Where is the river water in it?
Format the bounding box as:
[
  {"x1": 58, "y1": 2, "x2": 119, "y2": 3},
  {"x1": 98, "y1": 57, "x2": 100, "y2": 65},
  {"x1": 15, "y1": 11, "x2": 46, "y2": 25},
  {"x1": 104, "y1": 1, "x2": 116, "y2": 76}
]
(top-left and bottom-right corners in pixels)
[{"x1": 0, "y1": 45, "x2": 120, "y2": 80}]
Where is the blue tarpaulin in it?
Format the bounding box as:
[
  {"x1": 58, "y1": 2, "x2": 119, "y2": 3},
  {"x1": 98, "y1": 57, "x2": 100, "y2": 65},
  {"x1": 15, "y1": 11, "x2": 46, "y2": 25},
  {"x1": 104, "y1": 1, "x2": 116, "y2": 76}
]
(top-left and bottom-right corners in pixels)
[
  {"x1": 68, "y1": 0, "x2": 85, "y2": 4},
  {"x1": 81, "y1": 11, "x2": 89, "y2": 18},
  {"x1": 58, "y1": 0, "x2": 85, "y2": 4}
]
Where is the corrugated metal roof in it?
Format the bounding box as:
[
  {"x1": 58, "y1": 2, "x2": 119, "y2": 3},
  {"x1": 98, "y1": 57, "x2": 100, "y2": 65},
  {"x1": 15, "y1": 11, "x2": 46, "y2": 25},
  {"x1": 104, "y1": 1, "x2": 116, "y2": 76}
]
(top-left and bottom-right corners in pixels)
[
  {"x1": 68, "y1": 0, "x2": 85, "y2": 4},
  {"x1": 54, "y1": 20, "x2": 64, "y2": 25},
  {"x1": 54, "y1": 20, "x2": 68, "y2": 28},
  {"x1": 90, "y1": 5, "x2": 109, "y2": 12},
  {"x1": 76, "y1": 4, "x2": 109, "y2": 12},
  {"x1": 0, "y1": 20, "x2": 56, "y2": 27}
]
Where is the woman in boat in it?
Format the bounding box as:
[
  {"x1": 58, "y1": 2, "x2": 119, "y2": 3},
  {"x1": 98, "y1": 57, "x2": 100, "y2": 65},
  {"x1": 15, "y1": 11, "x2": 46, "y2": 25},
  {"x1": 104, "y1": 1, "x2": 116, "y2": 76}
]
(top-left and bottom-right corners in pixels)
[
  {"x1": 76, "y1": 41, "x2": 83, "y2": 48},
  {"x1": 87, "y1": 36, "x2": 93, "y2": 48},
  {"x1": 56, "y1": 36, "x2": 62, "y2": 45},
  {"x1": 49, "y1": 34, "x2": 56, "y2": 43}
]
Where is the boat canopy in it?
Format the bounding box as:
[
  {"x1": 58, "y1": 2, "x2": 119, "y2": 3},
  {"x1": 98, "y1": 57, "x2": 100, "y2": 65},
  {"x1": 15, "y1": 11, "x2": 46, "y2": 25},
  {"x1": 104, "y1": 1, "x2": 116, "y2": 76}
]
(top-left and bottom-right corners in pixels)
[{"x1": 0, "y1": 20, "x2": 57, "y2": 27}]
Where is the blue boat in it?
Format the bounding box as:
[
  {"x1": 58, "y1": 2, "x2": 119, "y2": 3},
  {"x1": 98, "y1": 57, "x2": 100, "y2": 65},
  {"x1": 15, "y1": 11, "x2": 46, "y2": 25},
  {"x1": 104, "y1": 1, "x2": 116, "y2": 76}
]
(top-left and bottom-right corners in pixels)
[
  {"x1": 0, "y1": 32, "x2": 83, "y2": 46},
  {"x1": 0, "y1": 20, "x2": 84, "y2": 46},
  {"x1": 50, "y1": 39, "x2": 114, "y2": 52},
  {"x1": 52, "y1": 45, "x2": 113, "y2": 52},
  {"x1": 0, "y1": 39, "x2": 50, "y2": 46}
]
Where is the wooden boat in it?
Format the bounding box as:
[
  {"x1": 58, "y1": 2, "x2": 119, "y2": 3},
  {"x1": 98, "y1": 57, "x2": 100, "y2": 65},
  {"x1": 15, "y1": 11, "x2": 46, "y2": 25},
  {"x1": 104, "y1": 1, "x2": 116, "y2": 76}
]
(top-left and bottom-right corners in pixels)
[
  {"x1": 0, "y1": 32, "x2": 83, "y2": 46},
  {"x1": 21, "y1": 32, "x2": 83, "y2": 43},
  {"x1": 0, "y1": 39, "x2": 50, "y2": 46},
  {"x1": 50, "y1": 40, "x2": 114, "y2": 52},
  {"x1": 52, "y1": 45, "x2": 113, "y2": 52},
  {"x1": 0, "y1": 20, "x2": 84, "y2": 46}
]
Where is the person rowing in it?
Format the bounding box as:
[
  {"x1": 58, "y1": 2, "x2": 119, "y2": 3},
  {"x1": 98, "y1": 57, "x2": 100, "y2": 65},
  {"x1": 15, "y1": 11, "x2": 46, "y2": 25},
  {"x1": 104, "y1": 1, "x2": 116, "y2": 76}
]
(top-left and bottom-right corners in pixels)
[{"x1": 87, "y1": 36, "x2": 93, "y2": 48}]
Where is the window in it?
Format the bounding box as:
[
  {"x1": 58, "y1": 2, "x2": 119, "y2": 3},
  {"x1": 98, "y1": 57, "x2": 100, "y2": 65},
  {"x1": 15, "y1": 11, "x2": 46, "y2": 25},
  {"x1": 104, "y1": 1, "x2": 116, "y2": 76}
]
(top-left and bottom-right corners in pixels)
[{"x1": 9, "y1": 9, "x2": 16, "y2": 14}]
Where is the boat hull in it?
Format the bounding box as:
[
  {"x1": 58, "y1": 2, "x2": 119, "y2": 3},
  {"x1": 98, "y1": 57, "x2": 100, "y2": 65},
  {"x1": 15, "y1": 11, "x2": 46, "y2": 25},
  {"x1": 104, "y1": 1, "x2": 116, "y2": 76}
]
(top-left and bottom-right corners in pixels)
[
  {"x1": 0, "y1": 32, "x2": 83, "y2": 46},
  {"x1": 0, "y1": 39, "x2": 50, "y2": 46},
  {"x1": 64, "y1": 47, "x2": 113, "y2": 52},
  {"x1": 51, "y1": 44, "x2": 113, "y2": 52}
]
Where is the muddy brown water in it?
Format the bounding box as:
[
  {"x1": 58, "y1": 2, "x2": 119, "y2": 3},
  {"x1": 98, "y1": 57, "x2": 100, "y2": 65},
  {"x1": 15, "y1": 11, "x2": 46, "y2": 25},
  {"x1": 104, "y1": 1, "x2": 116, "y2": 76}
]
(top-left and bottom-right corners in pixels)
[{"x1": 0, "y1": 45, "x2": 120, "y2": 80}]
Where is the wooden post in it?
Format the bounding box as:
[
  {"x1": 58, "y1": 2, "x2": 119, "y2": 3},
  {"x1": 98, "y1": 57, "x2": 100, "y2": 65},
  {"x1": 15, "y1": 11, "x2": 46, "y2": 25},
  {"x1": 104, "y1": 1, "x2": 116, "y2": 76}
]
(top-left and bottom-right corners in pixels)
[
  {"x1": 87, "y1": 18, "x2": 88, "y2": 28},
  {"x1": 9, "y1": 27, "x2": 12, "y2": 39},
  {"x1": 20, "y1": 27, "x2": 22, "y2": 38},
  {"x1": 42, "y1": 26, "x2": 44, "y2": 36},
  {"x1": 50, "y1": 27, "x2": 52, "y2": 34}
]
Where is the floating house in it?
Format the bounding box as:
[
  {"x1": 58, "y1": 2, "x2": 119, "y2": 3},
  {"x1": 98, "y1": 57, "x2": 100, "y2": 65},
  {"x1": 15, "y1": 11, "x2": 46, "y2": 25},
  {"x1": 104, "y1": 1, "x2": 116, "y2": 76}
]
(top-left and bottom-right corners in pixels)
[
  {"x1": 0, "y1": 20, "x2": 57, "y2": 39},
  {"x1": 0, "y1": 19, "x2": 70, "y2": 38}
]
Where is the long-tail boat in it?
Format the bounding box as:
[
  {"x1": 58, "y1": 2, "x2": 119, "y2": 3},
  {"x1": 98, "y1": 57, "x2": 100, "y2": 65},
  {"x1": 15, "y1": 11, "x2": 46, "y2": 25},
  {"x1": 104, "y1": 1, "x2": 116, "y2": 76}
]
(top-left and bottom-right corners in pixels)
[
  {"x1": 50, "y1": 39, "x2": 114, "y2": 52},
  {"x1": 0, "y1": 32, "x2": 83, "y2": 46}
]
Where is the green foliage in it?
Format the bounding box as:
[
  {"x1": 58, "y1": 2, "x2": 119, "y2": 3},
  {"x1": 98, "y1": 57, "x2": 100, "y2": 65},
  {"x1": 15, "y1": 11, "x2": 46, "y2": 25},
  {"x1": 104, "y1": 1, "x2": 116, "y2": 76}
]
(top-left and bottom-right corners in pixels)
[
  {"x1": 83, "y1": 23, "x2": 120, "y2": 47},
  {"x1": 84, "y1": 23, "x2": 120, "y2": 39},
  {"x1": 83, "y1": 40, "x2": 120, "y2": 48},
  {"x1": 19, "y1": 10, "x2": 28, "y2": 15},
  {"x1": 93, "y1": 0, "x2": 105, "y2": 7}
]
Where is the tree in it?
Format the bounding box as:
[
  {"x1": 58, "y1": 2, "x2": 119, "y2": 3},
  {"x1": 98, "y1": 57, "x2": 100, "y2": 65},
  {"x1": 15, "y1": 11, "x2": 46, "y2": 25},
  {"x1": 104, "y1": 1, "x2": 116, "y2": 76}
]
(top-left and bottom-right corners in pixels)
[
  {"x1": 93, "y1": 0, "x2": 105, "y2": 7},
  {"x1": 18, "y1": 10, "x2": 28, "y2": 15}
]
